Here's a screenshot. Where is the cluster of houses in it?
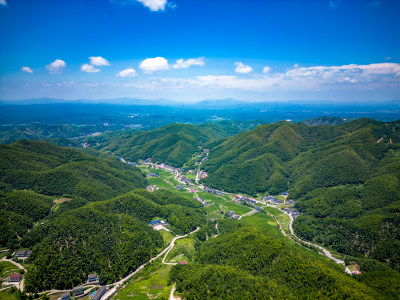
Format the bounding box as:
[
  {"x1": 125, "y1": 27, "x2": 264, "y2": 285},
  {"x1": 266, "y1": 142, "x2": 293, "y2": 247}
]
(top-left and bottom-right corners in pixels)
[
  {"x1": 146, "y1": 185, "x2": 159, "y2": 192},
  {"x1": 263, "y1": 195, "x2": 283, "y2": 205},
  {"x1": 227, "y1": 210, "x2": 240, "y2": 219},
  {"x1": 148, "y1": 220, "x2": 168, "y2": 231},
  {"x1": 197, "y1": 170, "x2": 208, "y2": 179},
  {"x1": 60, "y1": 274, "x2": 105, "y2": 300},
  {"x1": 177, "y1": 174, "x2": 191, "y2": 185},
  {"x1": 234, "y1": 195, "x2": 257, "y2": 205},
  {"x1": 205, "y1": 187, "x2": 223, "y2": 196},
  {"x1": 284, "y1": 207, "x2": 300, "y2": 219}
]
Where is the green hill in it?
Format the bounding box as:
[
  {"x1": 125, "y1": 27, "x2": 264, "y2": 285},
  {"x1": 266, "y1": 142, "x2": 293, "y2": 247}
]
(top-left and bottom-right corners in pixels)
[
  {"x1": 170, "y1": 219, "x2": 400, "y2": 299},
  {"x1": 91, "y1": 122, "x2": 263, "y2": 167},
  {"x1": 201, "y1": 119, "x2": 400, "y2": 270},
  {"x1": 22, "y1": 189, "x2": 205, "y2": 292},
  {"x1": 0, "y1": 140, "x2": 147, "y2": 247}
]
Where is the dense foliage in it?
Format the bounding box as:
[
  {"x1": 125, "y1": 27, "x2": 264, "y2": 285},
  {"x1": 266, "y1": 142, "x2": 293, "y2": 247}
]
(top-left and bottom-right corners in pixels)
[
  {"x1": 170, "y1": 223, "x2": 391, "y2": 299},
  {"x1": 91, "y1": 122, "x2": 262, "y2": 167},
  {"x1": 0, "y1": 140, "x2": 147, "y2": 247},
  {"x1": 22, "y1": 190, "x2": 205, "y2": 292},
  {"x1": 201, "y1": 119, "x2": 400, "y2": 270}
]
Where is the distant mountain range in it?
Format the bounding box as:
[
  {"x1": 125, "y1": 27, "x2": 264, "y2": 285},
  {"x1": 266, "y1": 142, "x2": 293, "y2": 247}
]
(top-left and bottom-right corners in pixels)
[{"x1": 2, "y1": 97, "x2": 400, "y2": 109}]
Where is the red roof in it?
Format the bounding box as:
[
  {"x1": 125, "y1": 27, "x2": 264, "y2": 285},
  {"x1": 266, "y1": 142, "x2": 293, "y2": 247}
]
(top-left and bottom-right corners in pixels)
[
  {"x1": 10, "y1": 274, "x2": 21, "y2": 279},
  {"x1": 179, "y1": 260, "x2": 187, "y2": 265}
]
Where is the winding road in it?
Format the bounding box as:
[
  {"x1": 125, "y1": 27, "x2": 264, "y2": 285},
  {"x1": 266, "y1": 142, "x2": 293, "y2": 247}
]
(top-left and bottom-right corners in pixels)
[{"x1": 287, "y1": 214, "x2": 352, "y2": 274}]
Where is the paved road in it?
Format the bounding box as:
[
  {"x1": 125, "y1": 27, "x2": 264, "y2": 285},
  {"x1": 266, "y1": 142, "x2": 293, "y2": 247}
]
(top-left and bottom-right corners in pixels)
[{"x1": 287, "y1": 214, "x2": 352, "y2": 274}]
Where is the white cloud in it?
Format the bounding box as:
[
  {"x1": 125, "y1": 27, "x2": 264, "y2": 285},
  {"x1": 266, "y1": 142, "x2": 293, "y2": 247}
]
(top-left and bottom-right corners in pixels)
[
  {"x1": 21, "y1": 67, "x2": 33, "y2": 74},
  {"x1": 127, "y1": 62, "x2": 400, "y2": 93},
  {"x1": 46, "y1": 59, "x2": 66, "y2": 74},
  {"x1": 139, "y1": 57, "x2": 169, "y2": 73},
  {"x1": 173, "y1": 57, "x2": 205, "y2": 69},
  {"x1": 136, "y1": 0, "x2": 168, "y2": 11},
  {"x1": 262, "y1": 66, "x2": 271, "y2": 74},
  {"x1": 116, "y1": 68, "x2": 138, "y2": 77},
  {"x1": 286, "y1": 63, "x2": 400, "y2": 82},
  {"x1": 0, "y1": 0, "x2": 7, "y2": 6},
  {"x1": 81, "y1": 64, "x2": 100, "y2": 73},
  {"x1": 89, "y1": 56, "x2": 110, "y2": 66},
  {"x1": 235, "y1": 62, "x2": 253, "y2": 74}
]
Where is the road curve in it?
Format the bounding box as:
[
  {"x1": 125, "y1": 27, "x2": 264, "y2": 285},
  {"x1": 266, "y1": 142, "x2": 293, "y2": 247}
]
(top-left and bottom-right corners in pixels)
[{"x1": 288, "y1": 214, "x2": 351, "y2": 274}]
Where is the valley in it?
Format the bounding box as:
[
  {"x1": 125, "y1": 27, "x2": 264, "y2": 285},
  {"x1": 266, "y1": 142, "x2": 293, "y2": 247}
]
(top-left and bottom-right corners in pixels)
[{"x1": 1, "y1": 119, "x2": 400, "y2": 299}]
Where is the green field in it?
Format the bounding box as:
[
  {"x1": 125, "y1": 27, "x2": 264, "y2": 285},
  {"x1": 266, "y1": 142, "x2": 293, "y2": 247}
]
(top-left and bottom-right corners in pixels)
[
  {"x1": 147, "y1": 177, "x2": 173, "y2": 188},
  {"x1": 198, "y1": 192, "x2": 252, "y2": 215},
  {"x1": 263, "y1": 206, "x2": 291, "y2": 233},
  {"x1": 161, "y1": 231, "x2": 175, "y2": 245},
  {"x1": 165, "y1": 237, "x2": 195, "y2": 263},
  {"x1": 113, "y1": 261, "x2": 172, "y2": 300},
  {"x1": 240, "y1": 213, "x2": 281, "y2": 236}
]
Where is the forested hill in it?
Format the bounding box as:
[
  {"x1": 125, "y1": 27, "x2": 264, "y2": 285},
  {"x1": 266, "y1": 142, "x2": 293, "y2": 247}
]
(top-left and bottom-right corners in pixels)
[
  {"x1": 90, "y1": 121, "x2": 263, "y2": 167},
  {"x1": 202, "y1": 118, "x2": 400, "y2": 271},
  {"x1": 170, "y1": 219, "x2": 400, "y2": 299},
  {"x1": 22, "y1": 190, "x2": 205, "y2": 292},
  {"x1": 0, "y1": 140, "x2": 147, "y2": 247}
]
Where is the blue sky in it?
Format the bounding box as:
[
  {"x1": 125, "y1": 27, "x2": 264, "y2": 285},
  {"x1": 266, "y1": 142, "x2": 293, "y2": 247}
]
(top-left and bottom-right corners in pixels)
[{"x1": 0, "y1": 0, "x2": 399, "y2": 102}]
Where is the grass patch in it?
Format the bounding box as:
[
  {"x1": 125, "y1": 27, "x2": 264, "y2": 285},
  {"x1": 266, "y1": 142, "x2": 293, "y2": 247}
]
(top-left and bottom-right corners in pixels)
[
  {"x1": 113, "y1": 260, "x2": 172, "y2": 300},
  {"x1": 147, "y1": 177, "x2": 173, "y2": 188},
  {"x1": 161, "y1": 231, "x2": 175, "y2": 245},
  {"x1": 263, "y1": 206, "x2": 290, "y2": 232},
  {"x1": 240, "y1": 213, "x2": 281, "y2": 236},
  {"x1": 198, "y1": 192, "x2": 252, "y2": 216},
  {"x1": 165, "y1": 237, "x2": 195, "y2": 263}
]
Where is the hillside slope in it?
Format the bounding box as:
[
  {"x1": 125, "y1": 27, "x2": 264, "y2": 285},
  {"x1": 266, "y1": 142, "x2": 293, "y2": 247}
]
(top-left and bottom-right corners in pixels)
[
  {"x1": 0, "y1": 140, "x2": 147, "y2": 247},
  {"x1": 91, "y1": 122, "x2": 262, "y2": 167},
  {"x1": 202, "y1": 119, "x2": 400, "y2": 270},
  {"x1": 22, "y1": 190, "x2": 205, "y2": 292}
]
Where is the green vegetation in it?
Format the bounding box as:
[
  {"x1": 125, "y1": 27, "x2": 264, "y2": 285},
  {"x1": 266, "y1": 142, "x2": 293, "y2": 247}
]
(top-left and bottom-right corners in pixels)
[
  {"x1": 197, "y1": 192, "x2": 252, "y2": 215},
  {"x1": 165, "y1": 237, "x2": 195, "y2": 264},
  {"x1": 0, "y1": 140, "x2": 147, "y2": 247},
  {"x1": 114, "y1": 260, "x2": 172, "y2": 300},
  {"x1": 170, "y1": 223, "x2": 390, "y2": 299},
  {"x1": 92, "y1": 123, "x2": 259, "y2": 167},
  {"x1": 202, "y1": 119, "x2": 400, "y2": 270},
  {"x1": 22, "y1": 190, "x2": 205, "y2": 292}
]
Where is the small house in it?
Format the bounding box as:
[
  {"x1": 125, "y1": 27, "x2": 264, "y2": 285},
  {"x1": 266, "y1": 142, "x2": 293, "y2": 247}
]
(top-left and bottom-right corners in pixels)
[
  {"x1": 8, "y1": 273, "x2": 22, "y2": 282},
  {"x1": 91, "y1": 286, "x2": 107, "y2": 300},
  {"x1": 88, "y1": 273, "x2": 99, "y2": 283},
  {"x1": 73, "y1": 286, "x2": 85, "y2": 297},
  {"x1": 177, "y1": 185, "x2": 183, "y2": 189},
  {"x1": 255, "y1": 206, "x2": 261, "y2": 212},
  {"x1": 16, "y1": 250, "x2": 31, "y2": 258},
  {"x1": 179, "y1": 261, "x2": 187, "y2": 265}
]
